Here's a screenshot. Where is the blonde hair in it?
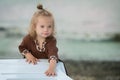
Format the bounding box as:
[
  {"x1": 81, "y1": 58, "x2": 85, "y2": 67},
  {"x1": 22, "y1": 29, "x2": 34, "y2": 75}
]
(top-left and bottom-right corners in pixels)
[{"x1": 28, "y1": 4, "x2": 55, "y2": 39}]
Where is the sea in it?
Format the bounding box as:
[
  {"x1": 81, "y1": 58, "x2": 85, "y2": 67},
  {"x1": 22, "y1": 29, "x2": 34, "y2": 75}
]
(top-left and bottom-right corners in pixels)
[{"x1": 0, "y1": 35, "x2": 120, "y2": 61}]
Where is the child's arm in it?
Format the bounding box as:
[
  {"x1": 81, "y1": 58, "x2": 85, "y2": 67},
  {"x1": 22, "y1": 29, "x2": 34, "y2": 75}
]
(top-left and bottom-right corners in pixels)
[
  {"x1": 45, "y1": 59, "x2": 57, "y2": 76},
  {"x1": 18, "y1": 35, "x2": 39, "y2": 65},
  {"x1": 45, "y1": 38, "x2": 59, "y2": 76}
]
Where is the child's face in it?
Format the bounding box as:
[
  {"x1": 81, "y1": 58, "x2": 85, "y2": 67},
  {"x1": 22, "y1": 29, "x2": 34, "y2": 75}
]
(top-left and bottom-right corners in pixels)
[{"x1": 35, "y1": 16, "x2": 53, "y2": 39}]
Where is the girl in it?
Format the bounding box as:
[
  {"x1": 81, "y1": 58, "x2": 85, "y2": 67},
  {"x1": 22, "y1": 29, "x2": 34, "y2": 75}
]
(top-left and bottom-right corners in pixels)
[{"x1": 18, "y1": 4, "x2": 58, "y2": 77}]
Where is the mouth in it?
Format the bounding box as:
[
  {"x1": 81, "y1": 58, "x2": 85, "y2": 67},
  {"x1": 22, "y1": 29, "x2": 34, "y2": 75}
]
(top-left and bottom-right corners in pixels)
[{"x1": 43, "y1": 33, "x2": 49, "y2": 35}]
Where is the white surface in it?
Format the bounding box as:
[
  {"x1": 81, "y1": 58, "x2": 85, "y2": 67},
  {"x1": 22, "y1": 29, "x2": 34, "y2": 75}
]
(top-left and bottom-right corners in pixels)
[{"x1": 0, "y1": 59, "x2": 72, "y2": 80}]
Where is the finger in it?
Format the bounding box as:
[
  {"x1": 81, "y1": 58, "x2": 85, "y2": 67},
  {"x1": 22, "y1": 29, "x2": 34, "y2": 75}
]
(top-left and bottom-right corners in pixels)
[
  {"x1": 52, "y1": 72, "x2": 56, "y2": 76},
  {"x1": 26, "y1": 59, "x2": 28, "y2": 62},
  {"x1": 48, "y1": 73, "x2": 51, "y2": 77},
  {"x1": 33, "y1": 60, "x2": 37, "y2": 65},
  {"x1": 28, "y1": 60, "x2": 31, "y2": 64},
  {"x1": 35, "y1": 59, "x2": 38, "y2": 64},
  {"x1": 31, "y1": 60, "x2": 34, "y2": 65},
  {"x1": 31, "y1": 60, "x2": 35, "y2": 65},
  {"x1": 34, "y1": 59, "x2": 38, "y2": 64},
  {"x1": 34, "y1": 58, "x2": 39, "y2": 62},
  {"x1": 45, "y1": 71, "x2": 49, "y2": 76},
  {"x1": 36, "y1": 59, "x2": 40, "y2": 62},
  {"x1": 34, "y1": 61, "x2": 37, "y2": 64}
]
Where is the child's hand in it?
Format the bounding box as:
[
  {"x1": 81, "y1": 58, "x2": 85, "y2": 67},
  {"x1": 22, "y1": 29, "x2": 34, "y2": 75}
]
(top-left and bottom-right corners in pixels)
[
  {"x1": 25, "y1": 53, "x2": 39, "y2": 65},
  {"x1": 45, "y1": 68, "x2": 56, "y2": 77}
]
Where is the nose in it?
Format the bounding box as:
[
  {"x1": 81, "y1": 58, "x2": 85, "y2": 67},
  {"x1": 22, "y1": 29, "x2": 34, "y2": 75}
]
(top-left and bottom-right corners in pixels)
[{"x1": 44, "y1": 27, "x2": 49, "y2": 32}]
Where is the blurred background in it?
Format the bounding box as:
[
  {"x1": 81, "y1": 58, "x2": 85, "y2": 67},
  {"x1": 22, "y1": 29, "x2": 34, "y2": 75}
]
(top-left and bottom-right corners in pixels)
[{"x1": 0, "y1": 0, "x2": 120, "y2": 80}]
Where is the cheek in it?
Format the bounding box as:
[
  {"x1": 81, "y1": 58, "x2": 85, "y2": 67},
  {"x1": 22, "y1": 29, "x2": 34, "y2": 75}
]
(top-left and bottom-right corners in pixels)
[
  {"x1": 35, "y1": 27, "x2": 40, "y2": 34},
  {"x1": 49, "y1": 28, "x2": 53, "y2": 33}
]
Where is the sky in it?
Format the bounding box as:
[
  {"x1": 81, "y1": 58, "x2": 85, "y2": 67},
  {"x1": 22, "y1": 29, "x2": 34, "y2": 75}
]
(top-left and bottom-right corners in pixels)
[{"x1": 0, "y1": 0, "x2": 120, "y2": 33}]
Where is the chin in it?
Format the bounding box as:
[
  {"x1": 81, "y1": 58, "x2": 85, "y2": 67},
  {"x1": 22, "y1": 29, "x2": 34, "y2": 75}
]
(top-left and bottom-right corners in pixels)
[
  {"x1": 43, "y1": 35, "x2": 50, "y2": 38},
  {"x1": 41, "y1": 34, "x2": 51, "y2": 38}
]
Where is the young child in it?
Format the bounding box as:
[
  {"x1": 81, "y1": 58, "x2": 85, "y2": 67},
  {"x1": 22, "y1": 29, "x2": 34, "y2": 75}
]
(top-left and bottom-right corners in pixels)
[{"x1": 18, "y1": 4, "x2": 58, "y2": 77}]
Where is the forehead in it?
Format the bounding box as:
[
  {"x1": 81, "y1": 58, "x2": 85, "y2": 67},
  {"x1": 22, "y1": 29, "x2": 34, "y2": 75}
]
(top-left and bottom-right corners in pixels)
[{"x1": 37, "y1": 16, "x2": 53, "y2": 24}]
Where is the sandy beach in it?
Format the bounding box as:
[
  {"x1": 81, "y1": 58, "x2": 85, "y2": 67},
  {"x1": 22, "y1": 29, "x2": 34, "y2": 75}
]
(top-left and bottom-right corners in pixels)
[{"x1": 64, "y1": 60, "x2": 120, "y2": 80}]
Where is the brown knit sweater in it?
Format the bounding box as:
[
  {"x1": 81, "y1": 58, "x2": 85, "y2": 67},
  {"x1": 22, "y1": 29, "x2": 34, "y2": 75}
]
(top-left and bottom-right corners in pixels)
[{"x1": 18, "y1": 34, "x2": 59, "y2": 61}]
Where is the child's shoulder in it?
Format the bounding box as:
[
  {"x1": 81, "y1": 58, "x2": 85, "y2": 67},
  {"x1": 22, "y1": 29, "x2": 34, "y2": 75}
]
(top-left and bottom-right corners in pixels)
[
  {"x1": 23, "y1": 34, "x2": 33, "y2": 41},
  {"x1": 47, "y1": 36, "x2": 56, "y2": 40},
  {"x1": 46, "y1": 36, "x2": 57, "y2": 43}
]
